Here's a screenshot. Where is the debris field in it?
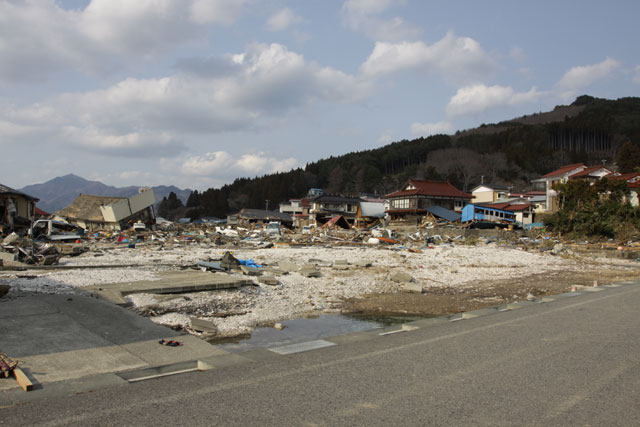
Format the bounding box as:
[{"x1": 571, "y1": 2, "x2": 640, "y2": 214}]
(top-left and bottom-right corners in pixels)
[{"x1": 2, "y1": 225, "x2": 640, "y2": 341}]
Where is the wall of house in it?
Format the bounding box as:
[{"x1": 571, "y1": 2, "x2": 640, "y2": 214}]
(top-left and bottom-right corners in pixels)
[
  {"x1": 101, "y1": 199, "x2": 130, "y2": 223},
  {"x1": 471, "y1": 190, "x2": 495, "y2": 204},
  {"x1": 101, "y1": 189, "x2": 155, "y2": 223},
  {"x1": 129, "y1": 189, "x2": 155, "y2": 213},
  {"x1": 15, "y1": 197, "x2": 34, "y2": 219}
]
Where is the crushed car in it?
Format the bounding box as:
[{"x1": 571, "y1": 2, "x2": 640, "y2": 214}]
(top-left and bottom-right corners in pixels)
[{"x1": 29, "y1": 220, "x2": 85, "y2": 242}]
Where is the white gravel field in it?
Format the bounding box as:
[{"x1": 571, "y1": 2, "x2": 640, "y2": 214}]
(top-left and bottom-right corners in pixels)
[{"x1": 2, "y1": 242, "x2": 636, "y2": 338}]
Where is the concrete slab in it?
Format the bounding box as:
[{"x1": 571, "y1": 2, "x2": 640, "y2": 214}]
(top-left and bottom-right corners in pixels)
[
  {"x1": 258, "y1": 276, "x2": 279, "y2": 286},
  {"x1": 3, "y1": 312, "x2": 116, "y2": 357},
  {"x1": 0, "y1": 293, "x2": 225, "y2": 393},
  {"x1": 2, "y1": 373, "x2": 126, "y2": 405},
  {"x1": 190, "y1": 317, "x2": 219, "y2": 333},
  {"x1": 197, "y1": 353, "x2": 254, "y2": 370},
  {"x1": 268, "y1": 340, "x2": 336, "y2": 355},
  {"x1": 391, "y1": 272, "x2": 414, "y2": 283},
  {"x1": 0, "y1": 295, "x2": 60, "y2": 318},
  {"x1": 16, "y1": 345, "x2": 147, "y2": 385},
  {"x1": 277, "y1": 262, "x2": 298, "y2": 272},
  {"x1": 85, "y1": 271, "x2": 253, "y2": 304},
  {"x1": 402, "y1": 283, "x2": 425, "y2": 293},
  {"x1": 121, "y1": 336, "x2": 228, "y2": 366},
  {"x1": 116, "y1": 361, "x2": 198, "y2": 382}
]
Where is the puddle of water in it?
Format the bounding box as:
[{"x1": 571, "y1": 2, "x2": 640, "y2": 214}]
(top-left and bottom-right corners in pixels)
[{"x1": 211, "y1": 312, "x2": 424, "y2": 353}]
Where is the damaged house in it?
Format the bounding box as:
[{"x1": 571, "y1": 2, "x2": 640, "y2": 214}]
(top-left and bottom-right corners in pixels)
[
  {"x1": 310, "y1": 194, "x2": 364, "y2": 228},
  {"x1": 54, "y1": 188, "x2": 156, "y2": 231},
  {"x1": 228, "y1": 209, "x2": 293, "y2": 228},
  {"x1": 0, "y1": 183, "x2": 39, "y2": 234},
  {"x1": 384, "y1": 179, "x2": 473, "y2": 224}
]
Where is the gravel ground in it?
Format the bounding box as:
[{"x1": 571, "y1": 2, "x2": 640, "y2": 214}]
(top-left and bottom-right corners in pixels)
[{"x1": 3, "y1": 241, "x2": 638, "y2": 338}]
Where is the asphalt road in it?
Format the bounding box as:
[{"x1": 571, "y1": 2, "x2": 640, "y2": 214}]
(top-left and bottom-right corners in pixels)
[{"x1": 2, "y1": 284, "x2": 640, "y2": 426}]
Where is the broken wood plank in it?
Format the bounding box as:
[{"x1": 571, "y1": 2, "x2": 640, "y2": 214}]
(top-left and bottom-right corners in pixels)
[{"x1": 13, "y1": 368, "x2": 33, "y2": 392}]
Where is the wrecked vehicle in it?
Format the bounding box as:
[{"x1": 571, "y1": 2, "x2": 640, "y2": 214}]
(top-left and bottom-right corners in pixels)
[
  {"x1": 132, "y1": 222, "x2": 146, "y2": 231},
  {"x1": 266, "y1": 221, "x2": 282, "y2": 236},
  {"x1": 29, "y1": 220, "x2": 85, "y2": 242}
]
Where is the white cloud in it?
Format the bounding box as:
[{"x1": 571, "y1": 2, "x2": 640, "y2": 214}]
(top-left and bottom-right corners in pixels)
[
  {"x1": 446, "y1": 84, "x2": 542, "y2": 117},
  {"x1": 341, "y1": 0, "x2": 420, "y2": 42},
  {"x1": 266, "y1": 7, "x2": 303, "y2": 32},
  {"x1": 0, "y1": 0, "x2": 249, "y2": 82},
  {"x1": 1, "y1": 43, "x2": 370, "y2": 156},
  {"x1": 411, "y1": 121, "x2": 452, "y2": 137},
  {"x1": 632, "y1": 65, "x2": 640, "y2": 85},
  {"x1": 360, "y1": 32, "x2": 497, "y2": 84},
  {"x1": 555, "y1": 58, "x2": 621, "y2": 99},
  {"x1": 510, "y1": 46, "x2": 527, "y2": 63},
  {"x1": 376, "y1": 130, "x2": 393, "y2": 145},
  {"x1": 181, "y1": 151, "x2": 298, "y2": 178}
]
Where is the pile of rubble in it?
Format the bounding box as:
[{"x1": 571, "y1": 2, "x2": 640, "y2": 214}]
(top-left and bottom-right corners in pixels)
[
  {"x1": 0, "y1": 232, "x2": 64, "y2": 266},
  {"x1": 4, "y1": 220, "x2": 640, "y2": 341}
]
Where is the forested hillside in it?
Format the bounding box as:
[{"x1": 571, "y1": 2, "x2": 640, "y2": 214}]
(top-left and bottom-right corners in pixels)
[{"x1": 178, "y1": 95, "x2": 640, "y2": 220}]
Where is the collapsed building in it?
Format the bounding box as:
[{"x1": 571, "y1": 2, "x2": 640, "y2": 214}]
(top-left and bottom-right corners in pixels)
[
  {"x1": 0, "y1": 183, "x2": 39, "y2": 235},
  {"x1": 227, "y1": 209, "x2": 293, "y2": 228},
  {"x1": 54, "y1": 188, "x2": 156, "y2": 231}
]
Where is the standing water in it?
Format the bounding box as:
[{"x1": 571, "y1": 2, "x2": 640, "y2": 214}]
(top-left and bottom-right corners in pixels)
[{"x1": 211, "y1": 312, "x2": 425, "y2": 353}]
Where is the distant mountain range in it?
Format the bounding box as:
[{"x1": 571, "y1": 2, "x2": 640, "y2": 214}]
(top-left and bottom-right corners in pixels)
[{"x1": 20, "y1": 174, "x2": 191, "y2": 213}]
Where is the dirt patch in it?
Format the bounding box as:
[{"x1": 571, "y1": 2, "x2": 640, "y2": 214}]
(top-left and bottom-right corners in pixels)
[{"x1": 341, "y1": 268, "x2": 640, "y2": 317}]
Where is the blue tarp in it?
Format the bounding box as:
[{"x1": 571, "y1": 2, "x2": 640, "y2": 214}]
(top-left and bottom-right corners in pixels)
[
  {"x1": 238, "y1": 258, "x2": 263, "y2": 268},
  {"x1": 425, "y1": 206, "x2": 461, "y2": 222}
]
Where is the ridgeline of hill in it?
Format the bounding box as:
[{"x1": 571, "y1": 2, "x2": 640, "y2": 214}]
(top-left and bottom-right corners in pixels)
[
  {"x1": 21, "y1": 174, "x2": 191, "y2": 214},
  {"x1": 177, "y1": 95, "x2": 640, "y2": 220}
]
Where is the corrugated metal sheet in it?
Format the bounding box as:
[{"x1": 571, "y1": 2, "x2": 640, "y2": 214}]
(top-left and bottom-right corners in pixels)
[{"x1": 424, "y1": 206, "x2": 461, "y2": 222}]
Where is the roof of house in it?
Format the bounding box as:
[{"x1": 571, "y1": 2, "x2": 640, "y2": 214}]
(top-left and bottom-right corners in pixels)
[
  {"x1": 55, "y1": 194, "x2": 125, "y2": 221},
  {"x1": 569, "y1": 166, "x2": 612, "y2": 179},
  {"x1": 35, "y1": 207, "x2": 50, "y2": 216},
  {"x1": 0, "y1": 183, "x2": 39, "y2": 202},
  {"x1": 476, "y1": 201, "x2": 532, "y2": 212},
  {"x1": 540, "y1": 163, "x2": 585, "y2": 179},
  {"x1": 384, "y1": 179, "x2": 473, "y2": 199},
  {"x1": 471, "y1": 183, "x2": 508, "y2": 192},
  {"x1": 238, "y1": 209, "x2": 292, "y2": 222},
  {"x1": 609, "y1": 172, "x2": 640, "y2": 182},
  {"x1": 425, "y1": 206, "x2": 461, "y2": 222}
]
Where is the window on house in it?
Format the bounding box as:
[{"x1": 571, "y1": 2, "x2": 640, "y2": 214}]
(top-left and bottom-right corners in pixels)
[{"x1": 392, "y1": 199, "x2": 409, "y2": 209}]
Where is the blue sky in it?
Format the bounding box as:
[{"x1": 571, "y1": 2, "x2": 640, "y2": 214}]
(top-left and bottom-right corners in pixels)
[{"x1": 1, "y1": 0, "x2": 639, "y2": 191}]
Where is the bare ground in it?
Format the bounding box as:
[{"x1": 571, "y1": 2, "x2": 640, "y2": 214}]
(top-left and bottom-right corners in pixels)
[{"x1": 341, "y1": 267, "x2": 640, "y2": 317}]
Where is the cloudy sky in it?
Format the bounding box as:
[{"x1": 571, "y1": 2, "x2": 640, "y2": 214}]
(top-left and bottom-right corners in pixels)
[{"x1": 1, "y1": 0, "x2": 639, "y2": 191}]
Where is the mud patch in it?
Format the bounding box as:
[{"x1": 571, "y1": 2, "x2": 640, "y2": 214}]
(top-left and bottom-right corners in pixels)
[{"x1": 341, "y1": 269, "x2": 640, "y2": 317}]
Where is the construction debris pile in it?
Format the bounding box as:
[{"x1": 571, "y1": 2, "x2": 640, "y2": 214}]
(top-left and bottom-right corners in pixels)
[
  {"x1": 3, "y1": 222, "x2": 640, "y2": 341},
  {"x1": 0, "y1": 232, "x2": 67, "y2": 266}
]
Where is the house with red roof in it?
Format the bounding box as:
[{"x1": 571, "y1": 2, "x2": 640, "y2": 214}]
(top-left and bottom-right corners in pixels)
[
  {"x1": 384, "y1": 179, "x2": 473, "y2": 224},
  {"x1": 608, "y1": 172, "x2": 640, "y2": 206},
  {"x1": 531, "y1": 163, "x2": 614, "y2": 211}
]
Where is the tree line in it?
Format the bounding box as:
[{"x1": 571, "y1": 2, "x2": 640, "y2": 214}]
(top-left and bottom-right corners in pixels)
[{"x1": 162, "y1": 95, "x2": 640, "y2": 220}]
